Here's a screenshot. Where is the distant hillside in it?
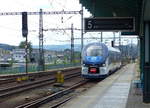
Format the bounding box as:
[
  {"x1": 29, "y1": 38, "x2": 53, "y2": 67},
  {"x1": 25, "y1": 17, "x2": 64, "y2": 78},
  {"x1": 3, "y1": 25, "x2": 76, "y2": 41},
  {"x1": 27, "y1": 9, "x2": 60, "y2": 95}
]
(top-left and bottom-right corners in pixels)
[
  {"x1": 33, "y1": 44, "x2": 81, "y2": 51},
  {"x1": 33, "y1": 44, "x2": 138, "y2": 59},
  {"x1": 0, "y1": 43, "x2": 16, "y2": 51}
]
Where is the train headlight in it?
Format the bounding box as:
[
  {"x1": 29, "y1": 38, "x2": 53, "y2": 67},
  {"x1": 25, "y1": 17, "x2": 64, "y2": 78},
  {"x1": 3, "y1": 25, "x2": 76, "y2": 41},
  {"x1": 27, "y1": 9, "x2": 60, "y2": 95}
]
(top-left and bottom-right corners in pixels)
[{"x1": 102, "y1": 64, "x2": 106, "y2": 67}]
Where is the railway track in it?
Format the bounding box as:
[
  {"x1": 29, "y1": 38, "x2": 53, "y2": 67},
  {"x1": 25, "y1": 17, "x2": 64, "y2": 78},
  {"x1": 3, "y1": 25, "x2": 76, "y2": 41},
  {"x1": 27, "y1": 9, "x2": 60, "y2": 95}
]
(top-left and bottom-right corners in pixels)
[
  {"x1": 15, "y1": 80, "x2": 88, "y2": 108},
  {"x1": 0, "y1": 65, "x2": 123, "y2": 108},
  {"x1": 0, "y1": 78, "x2": 16, "y2": 85},
  {"x1": 0, "y1": 67, "x2": 81, "y2": 85},
  {"x1": 0, "y1": 71, "x2": 81, "y2": 99},
  {"x1": 14, "y1": 65, "x2": 125, "y2": 108}
]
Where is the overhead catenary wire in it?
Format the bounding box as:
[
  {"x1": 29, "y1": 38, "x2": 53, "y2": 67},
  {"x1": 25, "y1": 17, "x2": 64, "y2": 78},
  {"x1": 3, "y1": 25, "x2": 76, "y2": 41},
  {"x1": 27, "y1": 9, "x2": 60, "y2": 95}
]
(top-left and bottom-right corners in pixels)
[
  {"x1": 0, "y1": 10, "x2": 81, "y2": 16},
  {"x1": 0, "y1": 9, "x2": 84, "y2": 52}
]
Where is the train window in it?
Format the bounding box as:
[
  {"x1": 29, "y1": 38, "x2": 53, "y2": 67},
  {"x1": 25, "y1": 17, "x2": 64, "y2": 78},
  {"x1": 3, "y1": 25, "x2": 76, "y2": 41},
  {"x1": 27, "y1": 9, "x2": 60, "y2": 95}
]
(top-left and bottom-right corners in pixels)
[{"x1": 86, "y1": 45, "x2": 103, "y2": 56}]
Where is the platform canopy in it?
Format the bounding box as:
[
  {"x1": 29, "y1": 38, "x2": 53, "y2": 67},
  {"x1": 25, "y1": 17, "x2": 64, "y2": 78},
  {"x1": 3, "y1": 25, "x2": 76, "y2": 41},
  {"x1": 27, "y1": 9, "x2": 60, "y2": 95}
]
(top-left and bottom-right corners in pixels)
[{"x1": 80, "y1": 0, "x2": 144, "y2": 35}]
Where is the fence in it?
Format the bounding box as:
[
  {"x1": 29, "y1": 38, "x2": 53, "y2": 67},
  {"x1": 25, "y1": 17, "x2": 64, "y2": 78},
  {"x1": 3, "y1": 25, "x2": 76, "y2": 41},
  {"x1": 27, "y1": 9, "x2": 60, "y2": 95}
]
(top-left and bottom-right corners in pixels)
[{"x1": 0, "y1": 63, "x2": 81, "y2": 75}]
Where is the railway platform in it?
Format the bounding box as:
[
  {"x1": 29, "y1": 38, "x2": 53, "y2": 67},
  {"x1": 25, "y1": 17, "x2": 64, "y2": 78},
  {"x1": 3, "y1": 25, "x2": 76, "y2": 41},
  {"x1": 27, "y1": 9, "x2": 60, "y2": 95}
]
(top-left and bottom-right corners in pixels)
[{"x1": 61, "y1": 64, "x2": 150, "y2": 108}]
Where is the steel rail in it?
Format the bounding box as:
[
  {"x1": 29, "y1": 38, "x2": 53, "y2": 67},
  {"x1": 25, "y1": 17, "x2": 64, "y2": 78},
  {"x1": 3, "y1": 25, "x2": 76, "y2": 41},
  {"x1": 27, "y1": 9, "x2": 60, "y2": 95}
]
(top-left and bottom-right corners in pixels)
[
  {"x1": 50, "y1": 96, "x2": 74, "y2": 108},
  {"x1": 0, "y1": 67, "x2": 81, "y2": 84},
  {"x1": 0, "y1": 67, "x2": 80, "y2": 78},
  {"x1": 16, "y1": 80, "x2": 88, "y2": 108},
  {"x1": 0, "y1": 78, "x2": 15, "y2": 85},
  {"x1": 0, "y1": 72, "x2": 81, "y2": 99}
]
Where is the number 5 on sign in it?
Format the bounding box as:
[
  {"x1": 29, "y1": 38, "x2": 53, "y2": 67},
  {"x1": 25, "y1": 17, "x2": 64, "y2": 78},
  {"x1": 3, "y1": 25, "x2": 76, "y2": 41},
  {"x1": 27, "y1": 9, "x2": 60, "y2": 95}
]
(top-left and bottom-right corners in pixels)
[{"x1": 87, "y1": 20, "x2": 92, "y2": 29}]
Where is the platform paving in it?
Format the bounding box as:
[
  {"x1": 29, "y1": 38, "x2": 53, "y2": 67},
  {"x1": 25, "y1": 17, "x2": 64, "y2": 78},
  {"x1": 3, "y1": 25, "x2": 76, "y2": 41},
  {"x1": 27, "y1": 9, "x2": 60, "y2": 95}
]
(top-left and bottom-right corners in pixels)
[
  {"x1": 60, "y1": 63, "x2": 150, "y2": 108},
  {"x1": 126, "y1": 67, "x2": 150, "y2": 108},
  {"x1": 126, "y1": 82, "x2": 150, "y2": 108}
]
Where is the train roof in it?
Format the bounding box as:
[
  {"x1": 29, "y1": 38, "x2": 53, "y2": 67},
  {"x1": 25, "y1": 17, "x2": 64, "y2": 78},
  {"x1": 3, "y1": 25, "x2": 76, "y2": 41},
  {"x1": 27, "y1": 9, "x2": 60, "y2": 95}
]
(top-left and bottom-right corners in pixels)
[
  {"x1": 84, "y1": 42, "x2": 105, "y2": 46},
  {"x1": 83, "y1": 42, "x2": 121, "y2": 53},
  {"x1": 83, "y1": 42, "x2": 106, "y2": 50},
  {"x1": 107, "y1": 46, "x2": 121, "y2": 53}
]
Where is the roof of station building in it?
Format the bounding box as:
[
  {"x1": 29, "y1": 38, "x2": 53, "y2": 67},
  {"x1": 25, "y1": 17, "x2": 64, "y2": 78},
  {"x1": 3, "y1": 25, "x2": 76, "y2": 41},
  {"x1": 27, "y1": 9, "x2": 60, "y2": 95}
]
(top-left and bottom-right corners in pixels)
[{"x1": 80, "y1": 0, "x2": 146, "y2": 36}]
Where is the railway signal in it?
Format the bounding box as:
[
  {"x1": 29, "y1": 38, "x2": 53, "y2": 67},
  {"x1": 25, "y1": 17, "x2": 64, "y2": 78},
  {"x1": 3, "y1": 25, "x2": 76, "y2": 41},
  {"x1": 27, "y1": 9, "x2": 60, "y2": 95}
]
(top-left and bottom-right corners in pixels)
[
  {"x1": 22, "y1": 12, "x2": 28, "y2": 74},
  {"x1": 22, "y1": 12, "x2": 28, "y2": 37}
]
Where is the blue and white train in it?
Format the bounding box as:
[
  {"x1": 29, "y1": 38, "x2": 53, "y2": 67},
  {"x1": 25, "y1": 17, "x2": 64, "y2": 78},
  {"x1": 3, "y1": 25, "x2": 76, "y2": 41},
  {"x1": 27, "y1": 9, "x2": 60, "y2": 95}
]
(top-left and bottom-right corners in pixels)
[{"x1": 81, "y1": 42, "x2": 121, "y2": 78}]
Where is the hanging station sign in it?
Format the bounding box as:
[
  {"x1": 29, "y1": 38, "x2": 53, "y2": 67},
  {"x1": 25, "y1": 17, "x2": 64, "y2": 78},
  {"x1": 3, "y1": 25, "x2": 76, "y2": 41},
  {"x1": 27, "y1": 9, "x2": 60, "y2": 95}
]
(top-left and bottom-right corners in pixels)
[{"x1": 84, "y1": 17, "x2": 135, "y2": 32}]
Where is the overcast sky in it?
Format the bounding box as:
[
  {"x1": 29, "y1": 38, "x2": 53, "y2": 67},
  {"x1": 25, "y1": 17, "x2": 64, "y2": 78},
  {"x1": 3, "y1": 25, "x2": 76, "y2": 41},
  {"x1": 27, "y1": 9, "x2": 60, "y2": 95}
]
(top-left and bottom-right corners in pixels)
[{"x1": 0, "y1": 0, "x2": 137, "y2": 46}]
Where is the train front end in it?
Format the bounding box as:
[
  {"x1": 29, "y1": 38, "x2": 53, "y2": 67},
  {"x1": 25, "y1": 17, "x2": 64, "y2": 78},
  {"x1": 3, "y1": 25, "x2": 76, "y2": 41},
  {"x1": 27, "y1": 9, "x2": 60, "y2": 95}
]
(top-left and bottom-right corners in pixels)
[{"x1": 81, "y1": 43, "x2": 109, "y2": 78}]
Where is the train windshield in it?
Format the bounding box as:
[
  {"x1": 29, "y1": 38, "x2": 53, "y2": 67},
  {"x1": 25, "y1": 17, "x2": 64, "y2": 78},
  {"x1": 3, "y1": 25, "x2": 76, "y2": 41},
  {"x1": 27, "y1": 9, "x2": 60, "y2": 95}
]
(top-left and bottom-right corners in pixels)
[{"x1": 86, "y1": 45, "x2": 103, "y2": 56}]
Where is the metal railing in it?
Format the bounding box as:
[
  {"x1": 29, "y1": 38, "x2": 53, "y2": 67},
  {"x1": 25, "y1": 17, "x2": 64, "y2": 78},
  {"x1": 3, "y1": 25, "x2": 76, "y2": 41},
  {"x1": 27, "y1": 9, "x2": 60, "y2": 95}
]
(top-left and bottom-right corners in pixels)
[{"x1": 0, "y1": 63, "x2": 81, "y2": 75}]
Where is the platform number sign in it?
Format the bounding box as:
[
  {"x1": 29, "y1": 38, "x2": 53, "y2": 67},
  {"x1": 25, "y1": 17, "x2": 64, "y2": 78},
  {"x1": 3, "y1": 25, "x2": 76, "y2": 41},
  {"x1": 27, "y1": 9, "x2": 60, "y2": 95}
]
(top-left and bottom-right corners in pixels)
[
  {"x1": 87, "y1": 20, "x2": 92, "y2": 29},
  {"x1": 84, "y1": 17, "x2": 135, "y2": 32}
]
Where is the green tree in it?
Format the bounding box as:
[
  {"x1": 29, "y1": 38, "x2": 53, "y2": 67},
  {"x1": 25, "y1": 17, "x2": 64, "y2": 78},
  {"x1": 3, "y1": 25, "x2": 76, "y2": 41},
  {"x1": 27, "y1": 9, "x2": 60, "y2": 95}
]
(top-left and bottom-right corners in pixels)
[
  {"x1": 18, "y1": 41, "x2": 33, "y2": 62},
  {"x1": 19, "y1": 41, "x2": 32, "y2": 51}
]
